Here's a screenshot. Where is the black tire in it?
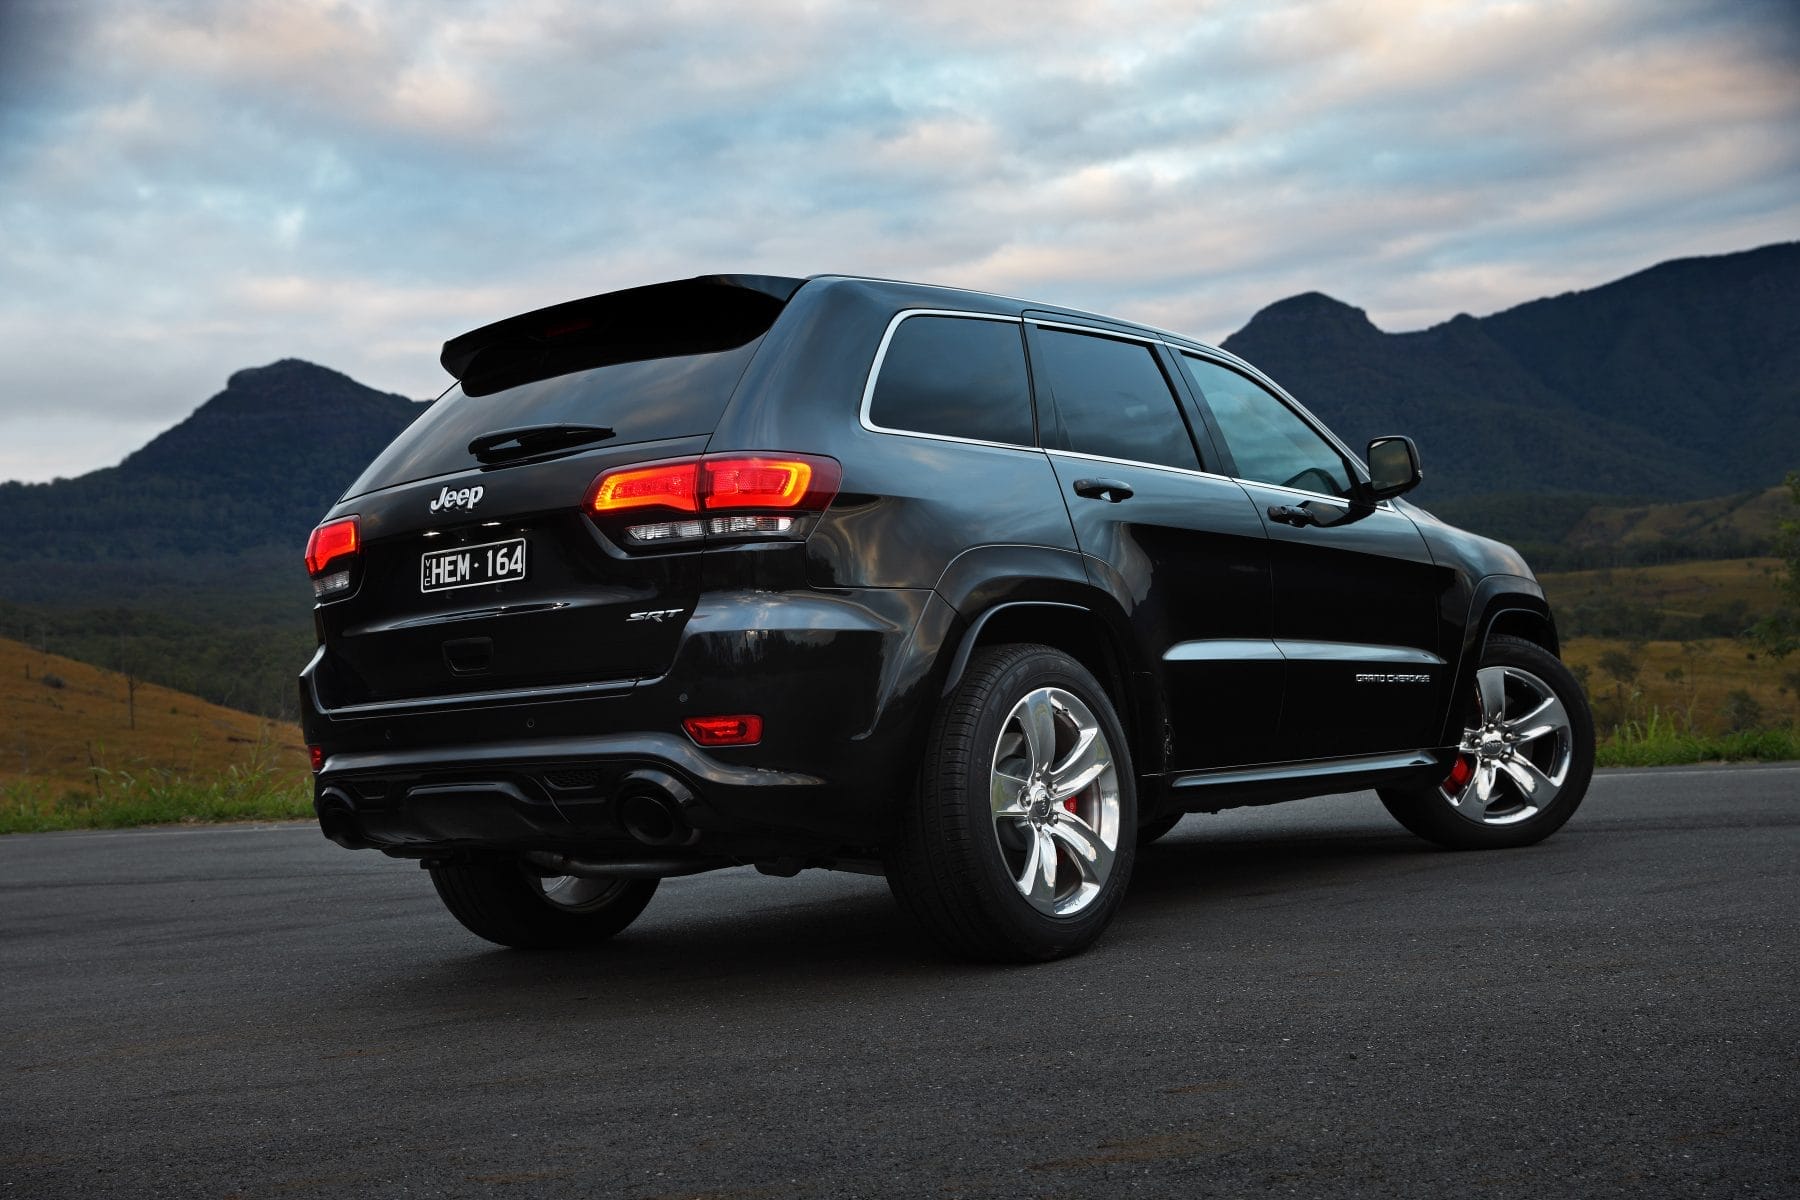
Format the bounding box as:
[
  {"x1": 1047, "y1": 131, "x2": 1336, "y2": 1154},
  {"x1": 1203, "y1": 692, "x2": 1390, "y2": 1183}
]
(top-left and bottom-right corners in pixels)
[
  {"x1": 1379, "y1": 635, "x2": 1594, "y2": 850},
  {"x1": 428, "y1": 857, "x2": 658, "y2": 949},
  {"x1": 886, "y1": 643, "x2": 1136, "y2": 962},
  {"x1": 1137, "y1": 812, "x2": 1183, "y2": 846}
]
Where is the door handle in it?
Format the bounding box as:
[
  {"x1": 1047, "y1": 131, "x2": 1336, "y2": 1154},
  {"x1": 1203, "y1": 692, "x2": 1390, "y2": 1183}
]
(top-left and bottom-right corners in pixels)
[
  {"x1": 1073, "y1": 478, "x2": 1134, "y2": 503},
  {"x1": 1267, "y1": 503, "x2": 1320, "y2": 528}
]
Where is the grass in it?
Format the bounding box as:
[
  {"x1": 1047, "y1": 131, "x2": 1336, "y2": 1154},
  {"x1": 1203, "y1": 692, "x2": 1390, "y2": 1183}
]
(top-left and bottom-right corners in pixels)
[
  {"x1": 1595, "y1": 710, "x2": 1800, "y2": 768},
  {"x1": 1540, "y1": 557, "x2": 1783, "y2": 622},
  {"x1": 0, "y1": 757, "x2": 313, "y2": 834},
  {"x1": 0, "y1": 634, "x2": 308, "y2": 793}
]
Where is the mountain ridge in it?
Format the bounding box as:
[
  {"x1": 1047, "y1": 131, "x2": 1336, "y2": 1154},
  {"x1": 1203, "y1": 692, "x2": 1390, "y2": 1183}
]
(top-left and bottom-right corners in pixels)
[
  {"x1": 1222, "y1": 241, "x2": 1800, "y2": 502},
  {"x1": 0, "y1": 244, "x2": 1794, "y2": 718}
]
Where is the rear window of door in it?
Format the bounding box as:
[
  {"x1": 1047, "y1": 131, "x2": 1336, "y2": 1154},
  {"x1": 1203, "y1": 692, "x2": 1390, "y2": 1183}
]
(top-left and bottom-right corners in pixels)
[
  {"x1": 866, "y1": 314, "x2": 1035, "y2": 446},
  {"x1": 1032, "y1": 327, "x2": 1201, "y2": 471}
]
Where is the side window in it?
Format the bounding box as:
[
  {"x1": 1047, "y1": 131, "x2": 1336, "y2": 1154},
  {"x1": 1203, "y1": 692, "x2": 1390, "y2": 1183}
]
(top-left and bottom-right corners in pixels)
[
  {"x1": 1181, "y1": 354, "x2": 1352, "y2": 497},
  {"x1": 1034, "y1": 327, "x2": 1200, "y2": 471},
  {"x1": 868, "y1": 315, "x2": 1035, "y2": 446}
]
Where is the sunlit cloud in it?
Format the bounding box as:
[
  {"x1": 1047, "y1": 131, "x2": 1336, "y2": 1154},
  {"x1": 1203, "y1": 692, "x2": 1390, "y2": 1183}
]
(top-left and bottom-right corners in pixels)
[{"x1": 0, "y1": 0, "x2": 1795, "y2": 481}]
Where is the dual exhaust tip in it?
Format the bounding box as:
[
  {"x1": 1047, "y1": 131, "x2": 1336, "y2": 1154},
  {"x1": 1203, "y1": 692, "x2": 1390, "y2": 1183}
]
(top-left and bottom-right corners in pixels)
[
  {"x1": 614, "y1": 768, "x2": 699, "y2": 848},
  {"x1": 315, "y1": 768, "x2": 699, "y2": 850}
]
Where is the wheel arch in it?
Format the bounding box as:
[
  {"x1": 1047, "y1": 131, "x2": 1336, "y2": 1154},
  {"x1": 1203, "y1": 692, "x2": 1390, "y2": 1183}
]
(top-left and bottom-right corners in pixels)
[
  {"x1": 939, "y1": 598, "x2": 1162, "y2": 781},
  {"x1": 1436, "y1": 576, "x2": 1560, "y2": 745},
  {"x1": 1486, "y1": 606, "x2": 1560, "y2": 657}
]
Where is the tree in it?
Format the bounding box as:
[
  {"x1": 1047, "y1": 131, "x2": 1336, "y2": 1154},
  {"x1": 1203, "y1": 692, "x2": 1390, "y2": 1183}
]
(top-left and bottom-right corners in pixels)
[{"x1": 1748, "y1": 470, "x2": 1800, "y2": 658}]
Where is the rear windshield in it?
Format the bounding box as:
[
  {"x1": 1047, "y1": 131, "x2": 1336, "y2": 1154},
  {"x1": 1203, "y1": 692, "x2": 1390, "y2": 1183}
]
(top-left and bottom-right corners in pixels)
[{"x1": 343, "y1": 336, "x2": 765, "y2": 497}]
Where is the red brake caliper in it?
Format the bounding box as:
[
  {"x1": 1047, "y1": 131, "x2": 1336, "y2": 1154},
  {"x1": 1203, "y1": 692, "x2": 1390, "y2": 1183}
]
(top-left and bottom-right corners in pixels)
[{"x1": 1443, "y1": 755, "x2": 1475, "y2": 795}]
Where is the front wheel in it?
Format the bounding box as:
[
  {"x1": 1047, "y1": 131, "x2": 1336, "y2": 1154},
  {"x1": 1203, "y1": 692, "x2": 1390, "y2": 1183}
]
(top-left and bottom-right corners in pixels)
[
  {"x1": 886, "y1": 644, "x2": 1136, "y2": 962},
  {"x1": 429, "y1": 857, "x2": 659, "y2": 949},
  {"x1": 1379, "y1": 635, "x2": 1594, "y2": 850}
]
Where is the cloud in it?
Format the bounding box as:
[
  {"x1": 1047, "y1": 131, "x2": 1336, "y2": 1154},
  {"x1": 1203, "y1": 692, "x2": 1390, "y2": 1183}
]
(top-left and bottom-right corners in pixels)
[{"x1": 0, "y1": 0, "x2": 1795, "y2": 480}]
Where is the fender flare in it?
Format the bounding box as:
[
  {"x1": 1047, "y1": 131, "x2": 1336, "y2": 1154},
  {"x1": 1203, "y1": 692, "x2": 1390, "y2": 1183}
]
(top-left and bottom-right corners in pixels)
[{"x1": 1437, "y1": 575, "x2": 1556, "y2": 744}]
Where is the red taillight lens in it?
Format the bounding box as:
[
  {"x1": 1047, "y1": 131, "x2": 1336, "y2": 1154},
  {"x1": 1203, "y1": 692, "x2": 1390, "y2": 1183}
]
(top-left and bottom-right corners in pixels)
[
  {"x1": 682, "y1": 714, "x2": 763, "y2": 746},
  {"x1": 703, "y1": 458, "x2": 811, "y2": 508},
  {"x1": 309, "y1": 745, "x2": 325, "y2": 772},
  {"x1": 589, "y1": 462, "x2": 700, "y2": 514},
  {"x1": 305, "y1": 517, "x2": 360, "y2": 575},
  {"x1": 585, "y1": 454, "x2": 840, "y2": 549}
]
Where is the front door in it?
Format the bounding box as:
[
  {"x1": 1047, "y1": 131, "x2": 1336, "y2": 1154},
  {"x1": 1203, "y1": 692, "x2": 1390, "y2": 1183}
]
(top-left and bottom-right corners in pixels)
[{"x1": 1177, "y1": 352, "x2": 1451, "y2": 761}]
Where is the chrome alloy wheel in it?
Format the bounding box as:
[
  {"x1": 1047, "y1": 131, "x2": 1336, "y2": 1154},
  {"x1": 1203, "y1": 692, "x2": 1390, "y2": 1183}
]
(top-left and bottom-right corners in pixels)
[
  {"x1": 989, "y1": 686, "x2": 1122, "y2": 917},
  {"x1": 531, "y1": 873, "x2": 635, "y2": 913},
  {"x1": 1441, "y1": 664, "x2": 1575, "y2": 825}
]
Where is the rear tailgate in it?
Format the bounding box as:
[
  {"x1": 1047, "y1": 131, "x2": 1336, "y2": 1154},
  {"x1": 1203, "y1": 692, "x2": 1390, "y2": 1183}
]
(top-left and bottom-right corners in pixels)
[
  {"x1": 316, "y1": 439, "x2": 707, "y2": 706},
  {"x1": 308, "y1": 276, "x2": 800, "y2": 708}
]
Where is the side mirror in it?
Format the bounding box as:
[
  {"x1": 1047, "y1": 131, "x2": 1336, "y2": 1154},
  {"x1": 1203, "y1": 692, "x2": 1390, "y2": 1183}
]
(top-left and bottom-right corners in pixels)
[{"x1": 1365, "y1": 435, "x2": 1422, "y2": 500}]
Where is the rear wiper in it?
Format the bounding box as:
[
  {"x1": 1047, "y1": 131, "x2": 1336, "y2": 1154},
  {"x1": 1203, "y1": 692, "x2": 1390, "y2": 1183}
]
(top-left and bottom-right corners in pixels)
[{"x1": 468, "y1": 423, "x2": 616, "y2": 463}]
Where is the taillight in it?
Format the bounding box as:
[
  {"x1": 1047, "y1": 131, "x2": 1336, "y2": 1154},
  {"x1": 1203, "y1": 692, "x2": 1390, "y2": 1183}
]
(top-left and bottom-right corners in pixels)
[
  {"x1": 304, "y1": 516, "x2": 361, "y2": 598},
  {"x1": 682, "y1": 714, "x2": 763, "y2": 746},
  {"x1": 590, "y1": 462, "x2": 700, "y2": 513},
  {"x1": 586, "y1": 454, "x2": 840, "y2": 549}
]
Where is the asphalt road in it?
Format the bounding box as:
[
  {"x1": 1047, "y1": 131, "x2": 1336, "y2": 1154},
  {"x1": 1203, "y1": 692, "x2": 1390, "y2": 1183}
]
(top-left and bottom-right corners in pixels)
[{"x1": 3, "y1": 765, "x2": 1797, "y2": 1199}]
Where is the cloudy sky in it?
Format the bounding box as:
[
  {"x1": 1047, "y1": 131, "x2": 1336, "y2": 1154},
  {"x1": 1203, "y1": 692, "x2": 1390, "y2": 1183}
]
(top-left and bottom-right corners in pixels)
[{"x1": 1, "y1": 0, "x2": 1796, "y2": 483}]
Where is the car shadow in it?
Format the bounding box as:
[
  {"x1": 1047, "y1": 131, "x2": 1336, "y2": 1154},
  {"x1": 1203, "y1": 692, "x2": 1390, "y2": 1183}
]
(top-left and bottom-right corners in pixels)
[{"x1": 370, "y1": 818, "x2": 1438, "y2": 1015}]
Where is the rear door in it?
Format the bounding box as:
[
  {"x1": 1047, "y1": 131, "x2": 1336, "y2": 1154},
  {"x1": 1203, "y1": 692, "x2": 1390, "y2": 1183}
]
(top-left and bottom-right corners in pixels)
[
  {"x1": 1024, "y1": 318, "x2": 1279, "y2": 770},
  {"x1": 1176, "y1": 352, "x2": 1449, "y2": 759}
]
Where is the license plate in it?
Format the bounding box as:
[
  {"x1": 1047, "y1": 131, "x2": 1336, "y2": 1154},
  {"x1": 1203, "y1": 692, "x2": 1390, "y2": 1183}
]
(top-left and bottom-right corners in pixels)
[{"x1": 420, "y1": 538, "x2": 527, "y2": 593}]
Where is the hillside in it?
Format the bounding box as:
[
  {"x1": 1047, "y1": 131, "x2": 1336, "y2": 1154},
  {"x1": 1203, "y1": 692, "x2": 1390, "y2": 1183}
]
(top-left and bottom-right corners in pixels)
[
  {"x1": 0, "y1": 360, "x2": 418, "y2": 718},
  {"x1": 0, "y1": 359, "x2": 420, "y2": 621},
  {"x1": 1221, "y1": 243, "x2": 1800, "y2": 503},
  {"x1": 0, "y1": 635, "x2": 306, "y2": 794},
  {"x1": 1429, "y1": 484, "x2": 1788, "y2": 568},
  {"x1": 1538, "y1": 556, "x2": 1783, "y2": 640}
]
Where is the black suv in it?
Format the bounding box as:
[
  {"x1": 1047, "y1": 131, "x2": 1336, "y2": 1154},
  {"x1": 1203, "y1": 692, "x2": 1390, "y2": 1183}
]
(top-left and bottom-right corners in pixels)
[{"x1": 302, "y1": 274, "x2": 1594, "y2": 961}]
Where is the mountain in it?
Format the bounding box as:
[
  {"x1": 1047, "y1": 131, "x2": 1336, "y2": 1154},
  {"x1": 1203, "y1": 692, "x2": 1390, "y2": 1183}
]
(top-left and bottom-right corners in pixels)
[
  {"x1": 0, "y1": 360, "x2": 419, "y2": 718},
  {"x1": 1221, "y1": 243, "x2": 1800, "y2": 503},
  {"x1": 0, "y1": 248, "x2": 1795, "y2": 717},
  {"x1": 0, "y1": 359, "x2": 419, "y2": 620}
]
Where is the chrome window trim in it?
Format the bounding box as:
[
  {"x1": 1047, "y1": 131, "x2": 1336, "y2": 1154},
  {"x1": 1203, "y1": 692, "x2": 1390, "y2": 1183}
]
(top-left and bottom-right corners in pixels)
[
  {"x1": 1045, "y1": 447, "x2": 1234, "y2": 485},
  {"x1": 858, "y1": 309, "x2": 1039, "y2": 452},
  {"x1": 1244, "y1": 478, "x2": 1397, "y2": 512},
  {"x1": 1025, "y1": 316, "x2": 1162, "y2": 345}
]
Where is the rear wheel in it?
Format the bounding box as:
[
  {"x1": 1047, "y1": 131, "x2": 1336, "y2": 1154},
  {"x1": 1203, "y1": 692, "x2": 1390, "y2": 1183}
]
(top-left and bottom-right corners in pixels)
[
  {"x1": 1379, "y1": 635, "x2": 1593, "y2": 850},
  {"x1": 886, "y1": 644, "x2": 1136, "y2": 962},
  {"x1": 428, "y1": 857, "x2": 658, "y2": 949}
]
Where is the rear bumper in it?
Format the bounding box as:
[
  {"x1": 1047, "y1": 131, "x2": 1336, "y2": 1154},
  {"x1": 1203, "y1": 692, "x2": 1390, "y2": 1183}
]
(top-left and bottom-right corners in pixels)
[
  {"x1": 301, "y1": 587, "x2": 957, "y2": 857},
  {"x1": 312, "y1": 732, "x2": 832, "y2": 855}
]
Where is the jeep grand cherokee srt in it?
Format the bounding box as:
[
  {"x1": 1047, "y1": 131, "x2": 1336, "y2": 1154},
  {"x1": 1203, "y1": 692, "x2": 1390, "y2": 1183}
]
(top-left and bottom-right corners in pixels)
[{"x1": 302, "y1": 273, "x2": 1594, "y2": 961}]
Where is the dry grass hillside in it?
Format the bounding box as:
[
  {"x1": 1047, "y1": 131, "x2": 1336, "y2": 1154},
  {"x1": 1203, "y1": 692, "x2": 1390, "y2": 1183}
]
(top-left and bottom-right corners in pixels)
[
  {"x1": 1539, "y1": 556, "x2": 1783, "y2": 625},
  {"x1": 1563, "y1": 486, "x2": 1789, "y2": 551},
  {"x1": 0, "y1": 635, "x2": 307, "y2": 795}
]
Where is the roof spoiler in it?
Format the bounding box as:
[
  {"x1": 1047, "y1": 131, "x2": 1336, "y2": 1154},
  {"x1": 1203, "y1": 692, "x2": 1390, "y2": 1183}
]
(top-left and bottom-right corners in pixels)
[{"x1": 440, "y1": 274, "x2": 806, "y2": 391}]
